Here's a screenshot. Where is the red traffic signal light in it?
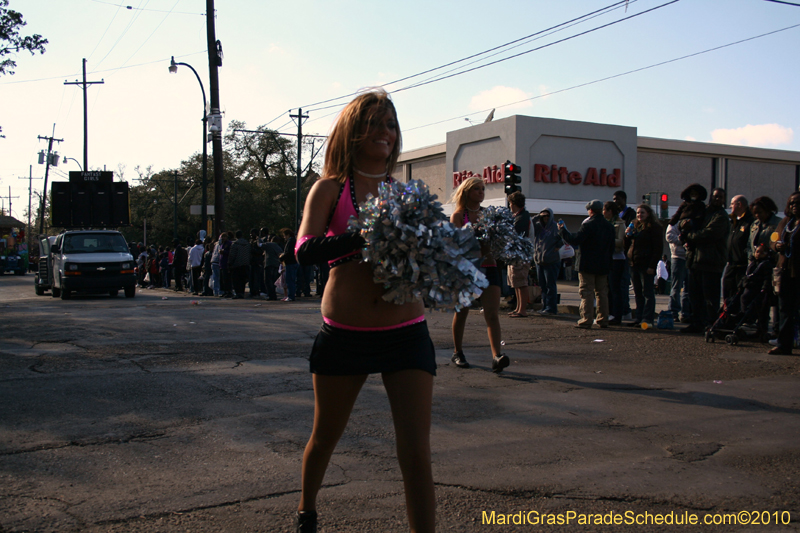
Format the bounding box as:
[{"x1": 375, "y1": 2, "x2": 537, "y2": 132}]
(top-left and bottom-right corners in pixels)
[
  {"x1": 660, "y1": 193, "x2": 668, "y2": 203},
  {"x1": 504, "y1": 160, "x2": 521, "y2": 195}
]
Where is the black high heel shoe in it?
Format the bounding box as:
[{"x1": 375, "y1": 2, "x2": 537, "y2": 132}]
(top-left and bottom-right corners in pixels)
[{"x1": 296, "y1": 510, "x2": 317, "y2": 533}]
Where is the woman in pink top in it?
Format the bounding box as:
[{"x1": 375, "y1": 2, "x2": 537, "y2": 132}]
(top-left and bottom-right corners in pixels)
[
  {"x1": 293, "y1": 90, "x2": 435, "y2": 533},
  {"x1": 449, "y1": 177, "x2": 509, "y2": 373}
]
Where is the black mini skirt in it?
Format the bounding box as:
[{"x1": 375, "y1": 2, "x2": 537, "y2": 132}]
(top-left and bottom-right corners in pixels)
[{"x1": 309, "y1": 321, "x2": 437, "y2": 376}]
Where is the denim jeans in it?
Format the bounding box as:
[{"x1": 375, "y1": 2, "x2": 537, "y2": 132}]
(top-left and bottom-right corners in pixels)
[
  {"x1": 631, "y1": 265, "x2": 656, "y2": 324},
  {"x1": 285, "y1": 263, "x2": 299, "y2": 301},
  {"x1": 212, "y1": 263, "x2": 221, "y2": 296},
  {"x1": 536, "y1": 262, "x2": 560, "y2": 313},
  {"x1": 669, "y1": 257, "x2": 691, "y2": 320},
  {"x1": 621, "y1": 260, "x2": 632, "y2": 315},
  {"x1": 263, "y1": 265, "x2": 279, "y2": 299}
]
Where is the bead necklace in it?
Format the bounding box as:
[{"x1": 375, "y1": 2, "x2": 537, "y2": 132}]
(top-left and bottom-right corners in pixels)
[{"x1": 354, "y1": 167, "x2": 387, "y2": 179}]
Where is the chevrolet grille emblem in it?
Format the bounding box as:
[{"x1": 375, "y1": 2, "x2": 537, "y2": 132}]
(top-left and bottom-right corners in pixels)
[{"x1": 97, "y1": 267, "x2": 106, "y2": 271}]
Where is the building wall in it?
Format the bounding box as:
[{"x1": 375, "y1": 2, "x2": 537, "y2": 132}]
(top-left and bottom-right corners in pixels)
[
  {"x1": 637, "y1": 151, "x2": 714, "y2": 206},
  {"x1": 408, "y1": 157, "x2": 447, "y2": 199},
  {"x1": 727, "y1": 159, "x2": 796, "y2": 206}
]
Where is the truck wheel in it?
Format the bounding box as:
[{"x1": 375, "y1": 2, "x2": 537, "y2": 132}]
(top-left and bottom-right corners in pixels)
[
  {"x1": 59, "y1": 277, "x2": 71, "y2": 300},
  {"x1": 35, "y1": 275, "x2": 44, "y2": 296},
  {"x1": 124, "y1": 286, "x2": 136, "y2": 298},
  {"x1": 52, "y1": 285, "x2": 61, "y2": 298}
]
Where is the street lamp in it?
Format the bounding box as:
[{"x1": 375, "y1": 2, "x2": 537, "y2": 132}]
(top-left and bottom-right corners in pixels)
[
  {"x1": 62, "y1": 156, "x2": 83, "y2": 170},
  {"x1": 169, "y1": 56, "x2": 208, "y2": 237}
]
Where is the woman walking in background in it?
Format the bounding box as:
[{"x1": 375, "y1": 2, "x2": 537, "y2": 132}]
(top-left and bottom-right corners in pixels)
[{"x1": 449, "y1": 177, "x2": 509, "y2": 373}]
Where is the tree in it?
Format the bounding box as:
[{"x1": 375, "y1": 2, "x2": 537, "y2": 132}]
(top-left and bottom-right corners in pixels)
[
  {"x1": 0, "y1": 0, "x2": 48, "y2": 77},
  {"x1": 224, "y1": 120, "x2": 322, "y2": 232}
]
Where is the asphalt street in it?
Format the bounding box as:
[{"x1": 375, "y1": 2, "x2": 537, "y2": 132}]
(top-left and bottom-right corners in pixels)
[{"x1": 1, "y1": 274, "x2": 799, "y2": 532}]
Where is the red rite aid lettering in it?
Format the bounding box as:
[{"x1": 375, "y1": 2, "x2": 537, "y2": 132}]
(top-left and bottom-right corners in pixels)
[
  {"x1": 453, "y1": 165, "x2": 504, "y2": 187},
  {"x1": 534, "y1": 164, "x2": 621, "y2": 187}
]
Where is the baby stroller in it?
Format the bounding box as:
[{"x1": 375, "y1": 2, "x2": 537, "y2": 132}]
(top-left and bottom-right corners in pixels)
[{"x1": 705, "y1": 285, "x2": 772, "y2": 345}]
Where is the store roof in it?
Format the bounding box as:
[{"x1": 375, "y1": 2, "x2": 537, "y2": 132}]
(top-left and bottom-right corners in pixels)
[{"x1": 0, "y1": 215, "x2": 26, "y2": 229}]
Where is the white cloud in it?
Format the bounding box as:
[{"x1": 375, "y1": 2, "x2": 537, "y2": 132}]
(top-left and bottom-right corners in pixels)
[
  {"x1": 267, "y1": 44, "x2": 285, "y2": 54},
  {"x1": 711, "y1": 123, "x2": 793, "y2": 147},
  {"x1": 468, "y1": 86, "x2": 533, "y2": 112}
]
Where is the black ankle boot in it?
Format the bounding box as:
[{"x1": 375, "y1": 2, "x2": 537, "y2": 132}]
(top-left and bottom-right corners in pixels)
[{"x1": 296, "y1": 510, "x2": 317, "y2": 533}]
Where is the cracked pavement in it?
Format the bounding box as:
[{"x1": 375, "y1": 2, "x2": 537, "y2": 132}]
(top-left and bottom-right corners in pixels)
[{"x1": 1, "y1": 275, "x2": 799, "y2": 532}]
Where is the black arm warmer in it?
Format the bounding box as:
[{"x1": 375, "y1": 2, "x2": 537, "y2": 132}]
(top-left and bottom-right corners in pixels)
[{"x1": 295, "y1": 233, "x2": 365, "y2": 266}]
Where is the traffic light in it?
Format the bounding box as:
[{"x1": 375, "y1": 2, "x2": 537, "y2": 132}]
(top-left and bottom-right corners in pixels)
[
  {"x1": 659, "y1": 193, "x2": 668, "y2": 219},
  {"x1": 642, "y1": 193, "x2": 651, "y2": 206},
  {"x1": 504, "y1": 160, "x2": 521, "y2": 195}
]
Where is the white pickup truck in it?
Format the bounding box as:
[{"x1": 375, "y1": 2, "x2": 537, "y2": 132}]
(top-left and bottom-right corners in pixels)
[{"x1": 36, "y1": 230, "x2": 137, "y2": 299}]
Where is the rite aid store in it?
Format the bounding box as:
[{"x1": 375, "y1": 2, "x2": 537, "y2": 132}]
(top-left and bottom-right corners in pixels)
[{"x1": 394, "y1": 115, "x2": 800, "y2": 230}]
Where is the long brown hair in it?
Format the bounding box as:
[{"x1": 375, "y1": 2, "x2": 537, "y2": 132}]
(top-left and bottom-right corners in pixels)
[
  {"x1": 323, "y1": 89, "x2": 402, "y2": 184},
  {"x1": 635, "y1": 203, "x2": 657, "y2": 230}
]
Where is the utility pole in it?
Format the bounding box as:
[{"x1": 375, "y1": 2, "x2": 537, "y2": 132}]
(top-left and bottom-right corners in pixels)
[
  {"x1": 37, "y1": 125, "x2": 64, "y2": 234},
  {"x1": 206, "y1": 0, "x2": 224, "y2": 236},
  {"x1": 18, "y1": 166, "x2": 42, "y2": 249},
  {"x1": 5, "y1": 187, "x2": 20, "y2": 218},
  {"x1": 173, "y1": 170, "x2": 179, "y2": 240},
  {"x1": 64, "y1": 59, "x2": 104, "y2": 171},
  {"x1": 290, "y1": 108, "x2": 309, "y2": 234}
]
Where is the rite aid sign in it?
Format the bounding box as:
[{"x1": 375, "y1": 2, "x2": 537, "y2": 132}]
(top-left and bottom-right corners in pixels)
[
  {"x1": 446, "y1": 115, "x2": 637, "y2": 203},
  {"x1": 453, "y1": 163, "x2": 621, "y2": 188}
]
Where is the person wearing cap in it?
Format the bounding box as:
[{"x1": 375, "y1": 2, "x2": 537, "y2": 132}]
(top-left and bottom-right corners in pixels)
[{"x1": 557, "y1": 200, "x2": 615, "y2": 329}]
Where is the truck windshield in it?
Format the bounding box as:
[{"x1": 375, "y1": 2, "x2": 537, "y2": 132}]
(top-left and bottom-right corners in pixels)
[{"x1": 63, "y1": 234, "x2": 129, "y2": 254}]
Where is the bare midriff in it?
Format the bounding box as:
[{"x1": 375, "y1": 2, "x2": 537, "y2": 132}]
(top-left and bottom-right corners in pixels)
[{"x1": 322, "y1": 260, "x2": 425, "y2": 328}]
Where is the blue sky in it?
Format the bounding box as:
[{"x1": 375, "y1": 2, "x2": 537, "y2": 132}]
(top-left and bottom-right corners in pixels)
[{"x1": 1, "y1": 0, "x2": 798, "y2": 221}]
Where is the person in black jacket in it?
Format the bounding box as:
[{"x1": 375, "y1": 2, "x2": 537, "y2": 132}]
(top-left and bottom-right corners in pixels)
[
  {"x1": 723, "y1": 195, "x2": 754, "y2": 300},
  {"x1": 227, "y1": 230, "x2": 251, "y2": 299},
  {"x1": 172, "y1": 238, "x2": 188, "y2": 292},
  {"x1": 769, "y1": 192, "x2": 800, "y2": 355},
  {"x1": 624, "y1": 204, "x2": 663, "y2": 327},
  {"x1": 682, "y1": 188, "x2": 731, "y2": 333},
  {"x1": 558, "y1": 199, "x2": 615, "y2": 329}
]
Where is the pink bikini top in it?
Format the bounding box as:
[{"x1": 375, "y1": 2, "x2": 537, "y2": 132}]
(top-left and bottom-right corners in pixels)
[{"x1": 324, "y1": 174, "x2": 392, "y2": 267}]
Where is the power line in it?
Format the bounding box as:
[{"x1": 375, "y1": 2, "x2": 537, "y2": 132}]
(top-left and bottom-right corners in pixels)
[
  {"x1": 303, "y1": 0, "x2": 677, "y2": 115},
  {"x1": 391, "y1": 0, "x2": 680, "y2": 95},
  {"x1": 403, "y1": 22, "x2": 800, "y2": 133},
  {"x1": 764, "y1": 0, "x2": 800, "y2": 6},
  {"x1": 114, "y1": 0, "x2": 183, "y2": 73},
  {"x1": 88, "y1": 0, "x2": 204, "y2": 15},
  {"x1": 0, "y1": 51, "x2": 207, "y2": 85},
  {"x1": 300, "y1": 0, "x2": 635, "y2": 112}
]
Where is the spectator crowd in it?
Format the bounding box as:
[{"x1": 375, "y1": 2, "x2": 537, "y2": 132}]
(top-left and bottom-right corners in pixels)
[{"x1": 129, "y1": 185, "x2": 800, "y2": 357}]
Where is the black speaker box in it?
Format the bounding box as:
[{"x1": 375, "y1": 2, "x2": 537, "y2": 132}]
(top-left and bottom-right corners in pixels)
[
  {"x1": 51, "y1": 182, "x2": 71, "y2": 227},
  {"x1": 70, "y1": 182, "x2": 93, "y2": 227},
  {"x1": 91, "y1": 182, "x2": 113, "y2": 227},
  {"x1": 111, "y1": 182, "x2": 130, "y2": 225}
]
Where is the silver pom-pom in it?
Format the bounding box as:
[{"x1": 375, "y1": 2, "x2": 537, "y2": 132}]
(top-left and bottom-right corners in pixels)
[
  {"x1": 348, "y1": 179, "x2": 487, "y2": 311},
  {"x1": 472, "y1": 205, "x2": 534, "y2": 266}
]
